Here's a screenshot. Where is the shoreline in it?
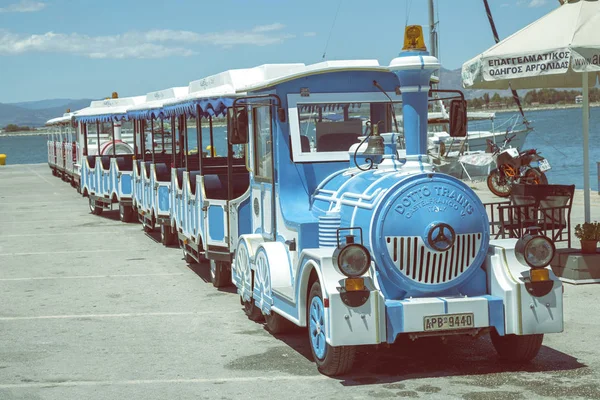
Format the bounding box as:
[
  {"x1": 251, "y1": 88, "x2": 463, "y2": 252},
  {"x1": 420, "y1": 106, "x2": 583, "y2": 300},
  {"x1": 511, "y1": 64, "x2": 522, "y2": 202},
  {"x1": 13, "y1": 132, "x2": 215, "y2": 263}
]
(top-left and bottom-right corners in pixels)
[
  {"x1": 480, "y1": 102, "x2": 600, "y2": 114},
  {"x1": 0, "y1": 131, "x2": 49, "y2": 137}
]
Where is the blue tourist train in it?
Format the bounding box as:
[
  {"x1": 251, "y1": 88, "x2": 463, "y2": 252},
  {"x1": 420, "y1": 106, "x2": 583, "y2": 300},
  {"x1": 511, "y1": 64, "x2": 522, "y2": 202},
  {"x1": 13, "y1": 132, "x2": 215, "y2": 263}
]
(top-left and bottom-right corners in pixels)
[{"x1": 45, "y1": 26, "x2": 563, "y2": 376}]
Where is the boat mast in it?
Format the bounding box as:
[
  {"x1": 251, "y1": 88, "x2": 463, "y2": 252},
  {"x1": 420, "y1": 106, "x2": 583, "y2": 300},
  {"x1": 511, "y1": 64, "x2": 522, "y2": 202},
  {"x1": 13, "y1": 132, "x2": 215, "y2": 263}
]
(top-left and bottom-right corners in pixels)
[
  {"x1": 482, "y1": 0, "x2": 529, "y2": 128},
  {"x1": 428, "y1": 0, "x2": 445, "y2": 116},
  {"x1": 429, "y1": 0, "x2": 438, "y2": 61}
]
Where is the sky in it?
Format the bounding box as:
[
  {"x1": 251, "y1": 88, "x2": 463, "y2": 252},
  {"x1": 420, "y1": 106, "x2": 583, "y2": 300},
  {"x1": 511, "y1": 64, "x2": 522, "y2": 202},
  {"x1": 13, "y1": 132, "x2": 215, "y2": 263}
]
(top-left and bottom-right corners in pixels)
[{"x1": 0, "y1": 0, "x2": 560, "y2": 103}]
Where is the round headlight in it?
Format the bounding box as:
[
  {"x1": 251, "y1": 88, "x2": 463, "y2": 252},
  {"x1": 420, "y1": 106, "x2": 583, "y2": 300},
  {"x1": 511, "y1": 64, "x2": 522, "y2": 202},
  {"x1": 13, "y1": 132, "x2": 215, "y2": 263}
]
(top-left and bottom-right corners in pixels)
[
  {"x1": 336, "y1": 244, "x2": 371, "y2": 277},
  {"x1": 515, "y1": 233, "x2": 555, "y2": 268}
]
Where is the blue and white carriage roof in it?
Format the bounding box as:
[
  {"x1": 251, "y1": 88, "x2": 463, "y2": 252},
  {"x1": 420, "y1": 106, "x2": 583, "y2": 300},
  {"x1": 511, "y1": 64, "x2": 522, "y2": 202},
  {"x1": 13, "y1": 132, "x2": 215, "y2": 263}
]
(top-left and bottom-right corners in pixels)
[
  {"x1": 126, "y1": 86, "x2": 189, "y2": 119},
  {"x1": 236, "y1": 60, "x2": 388, "y2": 92},
  {"x1": 74, "y1": 95, "x2": 146, "y2": 123},
  {"x1": 160, "y1": 63, "x2": 305, "y2": 118},
  {"x1": 46, "y1": 111, "x2": 75, "y2": 126}
]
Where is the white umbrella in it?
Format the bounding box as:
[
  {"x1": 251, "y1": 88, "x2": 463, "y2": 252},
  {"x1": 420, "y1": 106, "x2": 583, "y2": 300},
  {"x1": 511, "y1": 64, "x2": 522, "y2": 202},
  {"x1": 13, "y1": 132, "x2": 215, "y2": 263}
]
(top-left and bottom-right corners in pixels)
[{"x1": 462, "y1": 0, "x2": 600, "y2": 222}]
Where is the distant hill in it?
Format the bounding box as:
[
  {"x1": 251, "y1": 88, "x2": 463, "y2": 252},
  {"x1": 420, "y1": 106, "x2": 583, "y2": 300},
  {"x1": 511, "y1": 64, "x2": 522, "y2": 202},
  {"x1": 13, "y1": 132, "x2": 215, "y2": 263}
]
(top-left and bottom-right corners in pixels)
[
  {"x1": 438, "y1": 67, "x2": 524, "y2": 100},
  {"x1": 0, "y1": 99, "x2": 93, "y2": 128},
  {"x1": 13, "y1": 99, "x2": 84, "y2": 110}
]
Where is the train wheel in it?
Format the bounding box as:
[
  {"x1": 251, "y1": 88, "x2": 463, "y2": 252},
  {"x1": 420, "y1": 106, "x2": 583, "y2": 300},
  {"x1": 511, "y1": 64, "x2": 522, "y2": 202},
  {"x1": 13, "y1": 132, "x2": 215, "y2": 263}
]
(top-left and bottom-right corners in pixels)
[
  {"x1": 210, "y1": 260, "x2": 231, "y2": 288},
  {"x1": 308, "y1": 281, "x2": 355, "y2": 376},
  {"x1": 490, "y1": 330, "x2": 543, "y2": 363},
  {"x1": 243, "y1": 298, "x2": 264, "y2": 322},
  {"x1": 119, "y1": 203, "x2": 134, "y2": 223},
  {"x1": 253, "y1": 250, "x2": 271, "y2": 314},
  {"x1": 89, "y1": 197, "x2": 103, "y2": 215},
  {"x1": 524, "y1": 168, "x2": 548, "y2": 185},
  {"x1": 487, "y1": 169, "x2": 511, "y2": 197},
  {"x1": 234, "y1": 242, "x2": 253, "y2": 302},
  {"x1": 265, "y1": 312, "x2": 296, "y2": 334},
  {"x1": 160, "y1": 225, "x2": 176, "y2": 246}
]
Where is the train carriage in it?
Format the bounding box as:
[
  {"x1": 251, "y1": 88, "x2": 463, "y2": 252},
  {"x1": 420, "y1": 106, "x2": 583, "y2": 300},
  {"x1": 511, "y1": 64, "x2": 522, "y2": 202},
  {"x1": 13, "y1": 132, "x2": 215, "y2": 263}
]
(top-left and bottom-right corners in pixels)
[
  {"x1": 46, "y1": 112, "x2": 72, "y2": 181},
  {"x1": 46, "y1": 111, "x2": 82, "y2": 187},
  {"x1": 127, "y1": 87, "x2": 188, "y2": 234},
  {"x1": 157, "y1": 64, "x2": 306, "y2": 281},
  {"x1": 46, "y1": 115, "x2": 62, "y2": 176},
  {"x1": 75, "y1": 94, "x2": 144, "y2": 218},
  {"x1": 55, "y1": 25, "x2": 564, "y2": 377}
]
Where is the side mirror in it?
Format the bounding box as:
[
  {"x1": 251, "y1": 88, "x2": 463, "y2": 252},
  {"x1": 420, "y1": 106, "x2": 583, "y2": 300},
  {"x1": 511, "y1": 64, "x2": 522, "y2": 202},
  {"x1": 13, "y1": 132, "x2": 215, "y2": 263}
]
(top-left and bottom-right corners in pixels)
[
  {"x1": 229, "y1": 107, "x2": 249, "y2": 145},
  {"x1": 449, "y1": 99, "x2": 467, "y2": 138}
]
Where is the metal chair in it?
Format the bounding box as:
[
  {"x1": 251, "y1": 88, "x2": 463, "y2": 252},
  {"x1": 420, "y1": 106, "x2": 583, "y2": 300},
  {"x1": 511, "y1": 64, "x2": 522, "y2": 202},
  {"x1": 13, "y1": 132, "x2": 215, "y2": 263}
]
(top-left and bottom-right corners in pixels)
[{"x1": 486, "y1": 184, "x2": 575, "y2": 247}]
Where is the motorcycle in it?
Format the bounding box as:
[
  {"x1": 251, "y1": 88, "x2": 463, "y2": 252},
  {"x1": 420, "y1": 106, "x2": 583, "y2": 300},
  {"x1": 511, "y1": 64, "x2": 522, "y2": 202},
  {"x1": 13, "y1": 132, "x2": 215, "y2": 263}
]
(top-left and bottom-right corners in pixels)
[{"x1": 486, "y1": 133, "x2": 550, "y2": 197}]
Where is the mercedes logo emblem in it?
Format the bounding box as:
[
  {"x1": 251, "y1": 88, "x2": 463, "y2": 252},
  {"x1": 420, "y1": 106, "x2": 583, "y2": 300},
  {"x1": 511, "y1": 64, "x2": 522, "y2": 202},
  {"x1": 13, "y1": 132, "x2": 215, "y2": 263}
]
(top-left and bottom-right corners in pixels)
[{"x1": 427, "y1": 223, "x2": 456, "y2": 252}]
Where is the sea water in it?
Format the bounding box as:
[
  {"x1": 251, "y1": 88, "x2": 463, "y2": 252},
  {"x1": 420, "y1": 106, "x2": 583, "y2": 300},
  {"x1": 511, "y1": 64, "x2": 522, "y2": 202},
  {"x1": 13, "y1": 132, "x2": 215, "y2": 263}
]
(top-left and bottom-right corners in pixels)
[{"x1": 1, "y1": 107, "x2": 599, "y2": 191}]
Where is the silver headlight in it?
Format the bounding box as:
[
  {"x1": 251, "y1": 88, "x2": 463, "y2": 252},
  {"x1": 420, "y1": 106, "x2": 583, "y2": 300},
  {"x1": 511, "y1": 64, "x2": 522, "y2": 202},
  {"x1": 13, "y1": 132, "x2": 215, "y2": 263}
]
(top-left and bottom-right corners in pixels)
[
  {"x1": 335, "y1": 244, "x2": 371, "y2": 277},
  {"x1": 515, "y1": 231, "x2": 555, "y2": 268}
]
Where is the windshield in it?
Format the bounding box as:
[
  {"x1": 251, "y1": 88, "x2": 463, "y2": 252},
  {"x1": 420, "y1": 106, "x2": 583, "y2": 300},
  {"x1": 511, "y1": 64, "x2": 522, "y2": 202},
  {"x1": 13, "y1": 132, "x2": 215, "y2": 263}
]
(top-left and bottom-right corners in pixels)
[{"x1": 295, "y1": 101, "x2": 403, "y2": 156}]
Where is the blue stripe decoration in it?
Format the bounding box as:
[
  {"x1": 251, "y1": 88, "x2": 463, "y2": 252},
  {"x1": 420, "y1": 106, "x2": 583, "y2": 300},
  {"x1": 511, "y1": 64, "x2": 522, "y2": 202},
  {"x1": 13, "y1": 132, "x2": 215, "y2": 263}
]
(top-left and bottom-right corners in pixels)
[
  {"x1": 437, "y1": 297, "x2": 449, "y2": 314},
  {"x1": 385, "y1": 299, "x2": 404, "y2": 343},
  {"x1": 483, "y1": 295, "x2": 505, "y2": 336}
]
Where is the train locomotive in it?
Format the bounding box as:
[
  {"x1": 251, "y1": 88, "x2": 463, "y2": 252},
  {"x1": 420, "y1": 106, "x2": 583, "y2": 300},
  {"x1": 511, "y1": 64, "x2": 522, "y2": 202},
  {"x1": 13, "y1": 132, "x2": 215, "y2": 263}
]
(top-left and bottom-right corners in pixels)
[{"x1": 46, "y1": 25, "x2": 564, "y2": 377}]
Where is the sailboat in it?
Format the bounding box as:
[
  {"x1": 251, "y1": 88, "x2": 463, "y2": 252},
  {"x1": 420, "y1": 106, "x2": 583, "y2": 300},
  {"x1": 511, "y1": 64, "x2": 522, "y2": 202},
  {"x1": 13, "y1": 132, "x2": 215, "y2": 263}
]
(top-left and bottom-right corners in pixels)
[{"x1": 425, "y1": 0, "x2": 532, "y2": 180}]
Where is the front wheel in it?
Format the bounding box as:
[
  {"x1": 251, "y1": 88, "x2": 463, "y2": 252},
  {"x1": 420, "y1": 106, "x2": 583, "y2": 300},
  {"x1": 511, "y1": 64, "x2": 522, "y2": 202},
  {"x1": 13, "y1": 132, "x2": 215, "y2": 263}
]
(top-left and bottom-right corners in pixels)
[
  {"x1": 89, "y1": 197, "x2": 103, "y2": 215},
  {"x1": 523, "y1": 168, "x2": 548, "y2": 185},
  {"x1": 210, "y1": 260, "x2": 231, "y2": 288},
  {"x1": 490, "y1": 330, "x2": 544, "y2": 362},
  {"x1": 487, "y1": 169, "x2": 511, "y2": 197},
  {"x1": 308, "y1": 281, "x2": 356, "y2": 376}
]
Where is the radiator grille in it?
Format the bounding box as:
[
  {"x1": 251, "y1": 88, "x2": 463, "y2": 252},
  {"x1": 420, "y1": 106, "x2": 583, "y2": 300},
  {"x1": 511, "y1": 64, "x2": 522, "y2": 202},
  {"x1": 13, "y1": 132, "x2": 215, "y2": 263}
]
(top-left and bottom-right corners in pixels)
[{"x1": 385, "y1": 233, "x2": 483, "y2": 284}]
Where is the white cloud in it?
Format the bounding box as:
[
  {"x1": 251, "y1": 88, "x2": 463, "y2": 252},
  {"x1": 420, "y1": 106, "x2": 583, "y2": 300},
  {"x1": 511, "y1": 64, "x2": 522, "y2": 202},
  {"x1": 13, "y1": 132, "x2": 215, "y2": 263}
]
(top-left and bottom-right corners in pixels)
[
  {"x1": 0, "y1": 23, "x2": 296, "y2": 58},
  {"x1": 0, "y1": 30, "x2": 194, "y2": 58},
  {"x1": 518, "y1": 0, "x2": 547, "y2": 7},
  {"x1": 303, "y1": 32, "x2": 317, "y2": 37},
  {"x1": 0, "y1": 0, "x2": 46, "y2": 13},
  {"x1": 252, "y1": 23, "x2": 285, "y2": 33}
]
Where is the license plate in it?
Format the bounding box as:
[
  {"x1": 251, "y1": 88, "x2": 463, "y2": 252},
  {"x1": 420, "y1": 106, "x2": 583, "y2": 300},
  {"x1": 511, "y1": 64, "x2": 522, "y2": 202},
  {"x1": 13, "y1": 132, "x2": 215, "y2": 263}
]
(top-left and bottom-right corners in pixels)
[
  {"x1": 423, "y1": 313, "x2": 474, "y2": 332},
  {"x1": 539, "y1": 159, "x2": 551, "y2": 172}
]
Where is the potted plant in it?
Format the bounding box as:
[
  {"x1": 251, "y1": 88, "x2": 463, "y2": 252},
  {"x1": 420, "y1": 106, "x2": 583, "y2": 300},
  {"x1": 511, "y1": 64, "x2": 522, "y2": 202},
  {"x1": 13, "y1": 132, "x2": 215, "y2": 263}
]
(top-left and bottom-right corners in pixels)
[{"x1": 574, "y1": 222, "x2": 600, "y2": 254}]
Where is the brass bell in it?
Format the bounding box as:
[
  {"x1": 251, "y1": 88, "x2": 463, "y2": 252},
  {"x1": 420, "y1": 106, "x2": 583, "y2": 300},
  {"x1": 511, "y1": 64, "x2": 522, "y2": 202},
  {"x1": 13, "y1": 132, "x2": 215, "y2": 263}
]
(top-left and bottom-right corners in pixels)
[{"x1": 363, "y1": 123, "x2": 385, "y2": 155}]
